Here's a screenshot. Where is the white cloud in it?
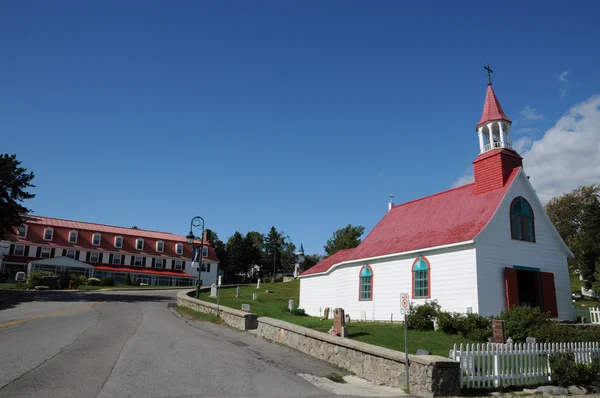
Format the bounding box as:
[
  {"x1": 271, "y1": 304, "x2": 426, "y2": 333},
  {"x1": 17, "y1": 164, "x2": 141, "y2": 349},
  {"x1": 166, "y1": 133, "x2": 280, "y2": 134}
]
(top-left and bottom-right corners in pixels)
[
  {"x1": 558, "y1": 70, "x2": 570, "y2": 98},
  {"x1": 451, "y1": 174, "x2": 474, "y2": 188},
  {"x1": 522, "y1": 95, "x2": 600, "y2": 203},
  {"x1": 514, "y1": 127, "x2": 538, "y2": 135},
  {"x1": 558, "y1": 70, "x2": 569, "y2": 82},
  {"x1": 520, "y1": 106, "x2": 544, "y2": 122},
  {"x1": 450, "y1": 95, "x2": 600, "y2": 202}
]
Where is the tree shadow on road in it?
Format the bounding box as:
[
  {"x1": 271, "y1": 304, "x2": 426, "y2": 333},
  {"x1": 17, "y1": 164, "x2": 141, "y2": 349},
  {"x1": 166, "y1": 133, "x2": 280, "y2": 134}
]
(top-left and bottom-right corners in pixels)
[{"x1": 0, "y1": 289, "x2": 185, "y2": 311}]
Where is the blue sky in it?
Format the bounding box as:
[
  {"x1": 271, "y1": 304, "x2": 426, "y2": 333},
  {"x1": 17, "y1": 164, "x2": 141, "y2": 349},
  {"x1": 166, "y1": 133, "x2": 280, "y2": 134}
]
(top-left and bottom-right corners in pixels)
[{"x1": 2, "y1": 1, "x2": 599, "y2": 255}]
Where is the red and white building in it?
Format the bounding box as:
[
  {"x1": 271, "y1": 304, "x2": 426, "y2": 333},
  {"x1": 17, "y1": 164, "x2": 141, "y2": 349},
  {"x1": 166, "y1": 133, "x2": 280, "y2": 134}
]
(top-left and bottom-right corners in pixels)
[
  {"x1": 299, "y1": 80, "x2": 575, "y2": 321},
  {"x1": 0, "y1": 216, "x2": 220, "y2": 287}
]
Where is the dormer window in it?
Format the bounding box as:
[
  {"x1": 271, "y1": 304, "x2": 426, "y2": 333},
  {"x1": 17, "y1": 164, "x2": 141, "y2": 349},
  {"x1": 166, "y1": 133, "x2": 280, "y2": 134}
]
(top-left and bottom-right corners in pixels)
[
  {"x1": 69, "y1": 230, "x2": 78, "y2": 243},
  {"x1": 44, "y1": 228, "x2": 54, "y2": 241},
  {"x1": 175, "y1": 243, "x2": 183, "y2": 255},
  {"x1": 92, "y1": 233, "x2": 102, "y2": 246},
  {"x1": 17, "y1": 225, "x2": 28, "y2": 238},
  {"x1": 510, "y1": 197, "x2": 535, "y2": 242},
  {"x1": 202, "y1": 246, "x2": 209, "y2": 258},
  {"x1": 136, "y1": 238, "x2": 144, "y2": 251},
  {"x1": 114, "y1": 236, "x2": 123, "y2": 248},
  {"x1": 156, "y1": 241, "x2": 164, "y2": 253}
]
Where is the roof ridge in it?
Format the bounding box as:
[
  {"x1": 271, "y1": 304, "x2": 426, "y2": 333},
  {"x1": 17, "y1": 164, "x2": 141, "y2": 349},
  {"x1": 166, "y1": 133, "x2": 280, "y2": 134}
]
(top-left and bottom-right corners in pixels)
[
  {"x1": 27, "y1": 215, "x2": 183, "y2": 237},
  {"x1": 390, "y1": 183, "x2": 475, "y2": 210}
]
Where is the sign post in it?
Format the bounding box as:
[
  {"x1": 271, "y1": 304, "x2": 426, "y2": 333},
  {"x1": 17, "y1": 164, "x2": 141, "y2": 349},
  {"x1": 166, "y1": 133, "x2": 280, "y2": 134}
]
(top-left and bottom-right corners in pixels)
[
  {"x1": 400, "y1": 293, "x2": 411, "y2": 393},
  {"x1": 216, "y1": 275, "x2": 222, "y2": 315}
]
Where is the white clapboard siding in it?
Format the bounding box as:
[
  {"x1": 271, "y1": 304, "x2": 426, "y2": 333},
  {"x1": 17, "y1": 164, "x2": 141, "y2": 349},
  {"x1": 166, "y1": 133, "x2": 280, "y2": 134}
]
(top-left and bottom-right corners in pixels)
[{"x1": 450, "y1": 342, "x2": 600, "y2": 388}]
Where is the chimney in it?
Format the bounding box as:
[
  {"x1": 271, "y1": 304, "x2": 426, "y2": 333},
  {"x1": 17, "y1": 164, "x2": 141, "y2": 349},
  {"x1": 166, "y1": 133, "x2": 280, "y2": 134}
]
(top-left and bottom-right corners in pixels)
[
  {"x1": 203, "y1": 229, "x2": 211, "y2": 243},
  {"x1": 388, "y1": 193, "x2": 394, "y2": 212}
]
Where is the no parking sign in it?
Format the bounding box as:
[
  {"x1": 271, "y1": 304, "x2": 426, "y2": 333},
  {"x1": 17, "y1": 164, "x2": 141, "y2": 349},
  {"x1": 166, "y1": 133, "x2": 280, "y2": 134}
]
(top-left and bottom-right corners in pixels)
[{"x1": 400, "y1": 293, "x2": 410, "y2": 315}]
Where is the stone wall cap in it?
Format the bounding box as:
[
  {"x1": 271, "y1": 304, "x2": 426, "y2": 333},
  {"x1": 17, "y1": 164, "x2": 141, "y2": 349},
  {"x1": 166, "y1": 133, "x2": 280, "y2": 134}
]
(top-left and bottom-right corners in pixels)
[
  {"x1": 178, "y1": 290, "x2": 257, "y2": 318},
  {"x1": 257, "y1": 316, "x2": 458, "y2": 367}
]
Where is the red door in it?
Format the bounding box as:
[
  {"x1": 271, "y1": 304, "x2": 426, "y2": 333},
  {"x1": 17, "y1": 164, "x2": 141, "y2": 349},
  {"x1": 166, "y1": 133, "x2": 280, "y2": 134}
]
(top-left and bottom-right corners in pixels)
[
  {"x1": 505, "y1": 267, "x2": 519, "y2": 309},
  {"x1": 541, "y1": 272, "x2": 559, "y2": 317}
]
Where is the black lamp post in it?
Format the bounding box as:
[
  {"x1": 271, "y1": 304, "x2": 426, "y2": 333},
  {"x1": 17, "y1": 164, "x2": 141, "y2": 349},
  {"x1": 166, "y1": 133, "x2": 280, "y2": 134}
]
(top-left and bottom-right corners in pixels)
[{"x1": 186, "y1": 216, "x2": 204, "y2": 299}]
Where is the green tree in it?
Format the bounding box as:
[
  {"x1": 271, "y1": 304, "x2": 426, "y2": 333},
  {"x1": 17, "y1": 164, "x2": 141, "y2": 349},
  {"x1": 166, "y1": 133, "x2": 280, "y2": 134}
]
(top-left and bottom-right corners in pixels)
[
  {"x1": 0, "y1": 154, "x2": 35, "y2": 240},
  {"x1": 125, "y1": 273, "x2": 132, "y2": 286},
  {"x1": 131, "y1": 226, "x2": 139, "y2": 230},
  {"x1": 300, "y1": 254, "x2": 322, "y2": 272},
  {"x1": 226, "y1": 232, "x2": 247, "y2": 279},
  {"x1": 209, "y1": 231, "x2": 228, "y2": 281},
  {"x1": 245, "y1": 231, "x2": 264, "y2": 278},
  {"x1": 262, "y1": 227, "x2": 296, "y2": 278},
  {"x1": 324, "y1": 224, "x2": 365, "y2": 256},
  {"x1": 546, "y1": 184, "x2": 600, "y2": 288}
]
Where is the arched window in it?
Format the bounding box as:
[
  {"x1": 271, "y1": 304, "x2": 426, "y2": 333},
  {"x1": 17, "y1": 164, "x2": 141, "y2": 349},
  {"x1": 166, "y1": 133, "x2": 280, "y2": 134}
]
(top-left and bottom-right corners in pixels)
[
  {"x1": 510, "y1": 196, "x2": 535, "y2": 242},
  {"x1": 358, "y1": 265, "x2": 373, "y2": 301},
  {"x1": 412, "y1": 256, "x2": 430, "y2": 299}
]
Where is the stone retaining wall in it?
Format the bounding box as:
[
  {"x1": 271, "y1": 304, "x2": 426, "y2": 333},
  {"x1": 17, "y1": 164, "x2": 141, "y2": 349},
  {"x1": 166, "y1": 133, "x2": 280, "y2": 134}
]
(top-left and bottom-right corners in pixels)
[
  {"x1": 177, "y1": 290, "x2": 258, "y2": 331},
  {"x1": 255, "y1": 317, "x2": 460, "y2": 397}
]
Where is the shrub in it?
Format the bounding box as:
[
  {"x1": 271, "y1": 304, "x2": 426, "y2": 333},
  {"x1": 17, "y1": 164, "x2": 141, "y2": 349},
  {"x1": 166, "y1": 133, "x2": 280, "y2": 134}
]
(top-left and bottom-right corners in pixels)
[
  {"x1": 408, "y1": 300, "x2": 441, "y2": 331},
  {"x1": 462, "y1": 313, "x2": 492, "y2": 342},
  {"x1": 77, "y1": 275, "x2": 88, "y2": 286},
  {"x1": 274, "y1": 276, "x2": 284, "y2": 282},
  {"x1": 132, "y1": 280, "x2": 141, "y2": 287},
  {"x1": 100, "y1": 277, "x2": 115, "y2": 286},
  {"x1": 87, "y1": 277, "x2": 101, "y2": 286},
  {"x1": 125, "y1": 273, "x2": 132, "y2": 286},
  {"x1": 532, "y1": 322, "x2": 600, "y2": 343},
  {"x1": 549, "y1": 353, "x2": 600, "y2": 387},
  {"x1": 498, "y1": 306, "x2": 549, "y2": 342},
  {"x1": 262, "y1": 277, "x2": 271, "y2": 283},
  {"x1": 26, "y1": 270, "x2": 54, "y2": 287},
  {"x1": 436, "y1": 311, "x2": 464, "y2": 335},
  {"x1": 291, "y1": 308, "x2": 306, "y2": 316}
]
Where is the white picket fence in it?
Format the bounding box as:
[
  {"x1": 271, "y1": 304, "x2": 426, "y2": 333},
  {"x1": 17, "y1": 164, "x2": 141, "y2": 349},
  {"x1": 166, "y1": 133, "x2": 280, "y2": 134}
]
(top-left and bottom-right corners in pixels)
[
  {"x1": 450, "y1": 342, "x2": 600, "y2": 389},
  {"x1": 575, "y1": 306, "x2": 600, "y2": 324}
]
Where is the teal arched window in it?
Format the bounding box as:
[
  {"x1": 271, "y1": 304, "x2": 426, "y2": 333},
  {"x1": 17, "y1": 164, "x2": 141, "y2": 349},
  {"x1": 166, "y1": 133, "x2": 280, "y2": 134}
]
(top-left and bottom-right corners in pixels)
[
  {"x1": 510, "y1": 197, "x2": 535, "y2": 242},
  {"x1": 359, "y1": 265, "x2": 373, "y2": 301},
  {"x1": 412, "y1": 256, "x2": 430, "y2": 298}
]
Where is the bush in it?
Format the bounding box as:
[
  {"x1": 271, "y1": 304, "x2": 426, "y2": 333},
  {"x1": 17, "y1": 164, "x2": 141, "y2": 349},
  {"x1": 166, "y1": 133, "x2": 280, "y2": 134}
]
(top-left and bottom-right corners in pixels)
[
  {"x1": 132, "y1": 280, "x2": 141, "y2": 287},
  {"x1": 125, "y1": 273, "x2": 132, "y2": 286},
  {"x1": 437, "y1": 311, "x2": 464, "y2": 335},
  {"x1": 100, "y1": 277, "x2": 115, "y2": 286},
  {"x1": 262, "y1": 277, "x2": 271, "y2": 283},
  {"x1": 274, "y1": 276, "x2": 284, "y2": 282},
  {"x1": 291, "y1": 308, "x2": 306, "y2": 316},
  {"x1": 87, "y1": 277, "x2": 101, "y2": 286},
  {"x1": 408, "y1": 300, "x2": 441, "y2": 331},
  {"x1": 436, "y1": 311, "x2": 492, "y2": 342},
  {"x1": 532, "y1": 322, "x2": 600, "y2": 343},
  {"x1": 498, "y1": 306, "x2": 549, "y2": 342},
  {"x1": 26, "y1": 270, "x2": 54, "y2": 287},
  {"x1": 549, "y1": 353, "x2": 600, "y2": 387}
]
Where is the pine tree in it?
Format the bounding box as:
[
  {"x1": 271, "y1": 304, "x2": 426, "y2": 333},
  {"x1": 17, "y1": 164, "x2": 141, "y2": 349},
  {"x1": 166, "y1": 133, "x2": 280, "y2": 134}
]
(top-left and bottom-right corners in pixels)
[{"x1": 0, "y1": 154, "x2": 36, "y2": 239}]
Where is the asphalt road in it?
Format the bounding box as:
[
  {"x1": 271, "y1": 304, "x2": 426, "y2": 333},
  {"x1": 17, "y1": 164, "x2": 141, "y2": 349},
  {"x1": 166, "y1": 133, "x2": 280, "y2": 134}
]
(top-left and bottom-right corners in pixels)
[{"x1": 0, "y1": 289, "x2": 405, "y2": 398}]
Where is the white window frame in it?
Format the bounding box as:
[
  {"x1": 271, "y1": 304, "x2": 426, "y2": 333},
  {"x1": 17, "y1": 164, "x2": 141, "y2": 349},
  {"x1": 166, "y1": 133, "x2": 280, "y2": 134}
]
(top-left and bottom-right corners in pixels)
[
  {"x1": 14, "y1": 244, "x2": 25, "y2": 256},
  {"x1": 92, "y1": 233, "x2": 102, "y2": 246},
  {"x1": 156, "y1": 241, "x2": 164, "y2": 253},
  {"x1": 175, "y1": 243, "x2": 183, "y2": 255},
  {"x1": 17, "y1": 225, "x2": 28, "y2": 238},
  {"x1": 66, "y1": 249, "x2": 76, "y2": 259},
  {"x1": 134, "y1": 256, "x2": 143, "y2": 266},
  {"x1": 44, "y1": 228, "x2": 54, "y2": 241},
  {"x1": 136, "y1": 238, "x2": 144, "y2": 251},
  {"x1": 69, "y1": 230, "x2": 78, "y2": 243},
  {"x1": 155, "y1": 258, "x2": 165, "y2": 269},
  {"x1": 40, "y1": 247, "x2": 51, "y2": 258},
  {"x1": 112, "y1": 254, "x2": 122, "y2": 265},
  {"x1": 202, "y1": 246, "x2": 209, "y2": 258},
  {"x1": 114, "y1": 236, "x2": 123, "y2": 248},
  {"x1": 89, "y1": 252, "x2": 99, "y2": 263},
  {"x1": 174, "y1": 260, "x2": 183, "y2": 270}
]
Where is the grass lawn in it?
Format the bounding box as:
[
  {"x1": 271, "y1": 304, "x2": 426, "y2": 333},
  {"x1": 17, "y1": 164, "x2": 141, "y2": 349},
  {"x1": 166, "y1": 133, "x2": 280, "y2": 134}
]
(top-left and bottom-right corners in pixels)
[
  {"x1": 78, "y1": 285, "x2": 189, "y2": 290},
  {"x1": 0, "y1": 283, "x2": 24, "y2": 290},
  {"x1": 177, "y1": 305, "x2": 222, "y2": 323},
  {"x1": 197, "y1": 280, "x2": 473, "y2": 357}
]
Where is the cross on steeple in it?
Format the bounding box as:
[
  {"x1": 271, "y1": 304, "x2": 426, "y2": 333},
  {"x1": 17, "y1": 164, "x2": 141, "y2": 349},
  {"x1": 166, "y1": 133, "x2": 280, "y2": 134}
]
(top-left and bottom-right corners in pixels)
[{"x1": 484, "y1": 63, "x2": 493, "y2": 85}]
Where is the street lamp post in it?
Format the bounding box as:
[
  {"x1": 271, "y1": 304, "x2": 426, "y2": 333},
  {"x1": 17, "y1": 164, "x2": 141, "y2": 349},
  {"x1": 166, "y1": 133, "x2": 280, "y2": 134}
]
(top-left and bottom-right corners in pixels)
[{"x1": 186, "y1": 216, "x2": 205, "y2": 299}]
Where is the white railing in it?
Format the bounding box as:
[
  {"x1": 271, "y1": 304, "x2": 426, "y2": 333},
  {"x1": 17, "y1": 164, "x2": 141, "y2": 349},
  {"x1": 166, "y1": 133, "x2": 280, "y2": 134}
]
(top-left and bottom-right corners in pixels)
[
  {"x1": 450, "y1": 342, "x2": 600, "y2": 389},
  {"x1": 576, "y1": 306, "x2": 600, "y2": 324},
  {"x1": 483, "y1": 141, "x2": 512, "y2": 152}
]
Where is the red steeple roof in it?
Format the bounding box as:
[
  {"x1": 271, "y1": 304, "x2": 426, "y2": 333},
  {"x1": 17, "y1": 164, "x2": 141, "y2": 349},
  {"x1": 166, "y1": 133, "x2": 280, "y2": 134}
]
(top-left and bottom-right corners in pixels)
[{"x1": 477, "y1": 85, "x2": 511, "y2": 128}]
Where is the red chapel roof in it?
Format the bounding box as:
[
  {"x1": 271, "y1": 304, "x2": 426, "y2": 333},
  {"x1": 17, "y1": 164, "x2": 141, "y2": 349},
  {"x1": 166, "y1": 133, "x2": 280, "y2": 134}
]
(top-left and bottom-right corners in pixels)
[
  {"x1": 477, "y1": 85, "x2": 511, "y2": 128},
  {"x1": 301, "y1": 168, "x2": 520, "y2": 276}
]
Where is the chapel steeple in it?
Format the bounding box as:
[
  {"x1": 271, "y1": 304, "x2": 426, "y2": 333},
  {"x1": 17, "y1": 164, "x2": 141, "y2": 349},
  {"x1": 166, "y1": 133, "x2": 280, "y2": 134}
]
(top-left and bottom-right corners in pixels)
[
  {"x1": 472, "y1": 65, "x2": 523, "y2": 195},
  {"x1": 476, "y1": 64, "x2": 513, "y2": 154}
]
